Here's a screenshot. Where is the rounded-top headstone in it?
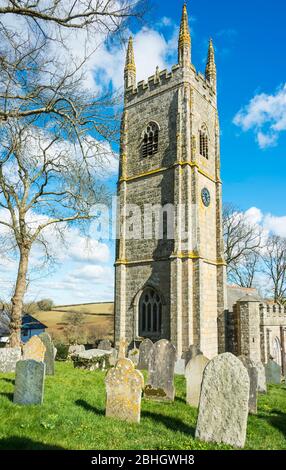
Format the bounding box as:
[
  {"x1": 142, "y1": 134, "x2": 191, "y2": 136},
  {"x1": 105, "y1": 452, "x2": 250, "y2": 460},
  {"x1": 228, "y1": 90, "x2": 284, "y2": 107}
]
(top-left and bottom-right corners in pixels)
[
  {"x1": 195, "y1": 353, "x2": 250, "y2": 448},
  {"x1": 105, "y1": 358, "x2": 144, "y2": 424},
  {"x1": 23, "y1": 336, "x2": 46, "y2": 362},
  {"x1": 13, "y1": 359, "x2": 45, "y2": 405}
]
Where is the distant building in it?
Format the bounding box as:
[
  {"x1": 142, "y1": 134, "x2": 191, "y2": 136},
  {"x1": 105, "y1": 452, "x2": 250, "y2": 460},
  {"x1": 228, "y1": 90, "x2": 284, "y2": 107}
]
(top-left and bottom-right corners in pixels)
[{"x1": 0, "y1": 312, "x2": 47, "y2": 346}]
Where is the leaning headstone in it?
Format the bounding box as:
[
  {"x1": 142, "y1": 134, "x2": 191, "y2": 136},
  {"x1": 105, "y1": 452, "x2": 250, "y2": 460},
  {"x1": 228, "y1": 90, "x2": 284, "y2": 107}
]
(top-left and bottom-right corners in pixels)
[
  {"x1": 256, "y1": 361, "x2": 267, "y2": 393},
  {"x1": 39, "y1": 333, "x2": 55, "y2": 376},
  {"x1": 265, "y1": 359, "x2": 281, "y2": 384},
  {"x1": 183, "y1": 344, "x2": 203, "y2": 367},
  {"x1": 98, "y1": 340, "x2": 112, "y2": 351},
  {"x1": 0, "y1": 347, "x2": 21, "y2": 373},
  {"x1": 13, "y1": 360, "x2": 45, "y2": 405},
  {"x1": 195, "y1": 353, "x2": 250, "y2": 448},
  {"x1": 105, "y1": 358, "x2": 144, "y2": 423},
  {"x1": 23, "y1": 336, "x2": 46, "y2": 362},
  {"x1": 128, "y1": 348, "x2": 139, "y2": 366},
  {"x1": 137, "y1": 339, "x2": 153, "y2": 370},
  {"x1": 186, "y1": 354, "x2": 209, "y2": 408},
  {"x1": 144, "y1": 339, "x2": 176, "y2": 401},
  {"x1": 239, "y1": 356, "x2": 258, "y2": 414},
  {"x1": 53, "y1": 347, "x2": 57, "y2": 360},
  {"x1": 68, "y1": 344, "x2": 85, "y2": 359},
  {"x1": 118, "y1": 339, "x2": 128, "y2": 359}
]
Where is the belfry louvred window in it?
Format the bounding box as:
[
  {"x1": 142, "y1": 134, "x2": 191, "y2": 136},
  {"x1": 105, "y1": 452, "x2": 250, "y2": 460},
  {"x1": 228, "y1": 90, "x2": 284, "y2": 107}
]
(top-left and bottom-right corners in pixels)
[
  {"x1": 142, "y1": 122, "x2": 159, "y2": 157},
  {"x1": 199, "y1": 126, "x2": 209, "y2": 159}
]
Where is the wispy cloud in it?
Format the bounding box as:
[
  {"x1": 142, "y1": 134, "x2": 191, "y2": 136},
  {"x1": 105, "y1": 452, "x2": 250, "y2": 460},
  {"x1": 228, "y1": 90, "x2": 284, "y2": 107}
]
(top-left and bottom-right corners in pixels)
[{"x1": 233, "y1": 84, "x2": 286, "y2": 148}]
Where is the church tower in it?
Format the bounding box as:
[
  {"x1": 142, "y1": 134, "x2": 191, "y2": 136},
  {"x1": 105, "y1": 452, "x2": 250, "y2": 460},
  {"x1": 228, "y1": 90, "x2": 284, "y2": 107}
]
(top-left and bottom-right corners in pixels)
[{"x1": 115, "y1": 4, "x2": 227, "y2": 359}]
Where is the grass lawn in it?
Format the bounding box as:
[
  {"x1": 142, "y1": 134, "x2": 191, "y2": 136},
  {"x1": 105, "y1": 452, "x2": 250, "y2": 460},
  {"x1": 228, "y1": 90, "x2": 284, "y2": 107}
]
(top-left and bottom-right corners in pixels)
[{"x1": 0, "y1": 362, "x2": 285, "y2": 450}]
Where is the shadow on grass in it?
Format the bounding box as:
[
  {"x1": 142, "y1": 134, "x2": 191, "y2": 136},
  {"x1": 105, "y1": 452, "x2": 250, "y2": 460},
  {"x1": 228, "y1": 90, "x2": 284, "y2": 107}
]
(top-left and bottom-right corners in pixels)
[
  {"x1": 0, "y1": 392, "x2": 13, "y2": 402},
  {"x1": 75, "y1": 399, "x2": 105, "y2": 416},
  {"x1": 0, "y1": 378, "x2": 15, "y2": 385},
  {"x1": 257, "y1": 409, "x2": 286, "y2": 437},
  {"x1": 0, "y1": 436, "x2": 65, "y2": 450},
  {"x1": 142, "y1": 410, "x2": 195, "y2": 437}
]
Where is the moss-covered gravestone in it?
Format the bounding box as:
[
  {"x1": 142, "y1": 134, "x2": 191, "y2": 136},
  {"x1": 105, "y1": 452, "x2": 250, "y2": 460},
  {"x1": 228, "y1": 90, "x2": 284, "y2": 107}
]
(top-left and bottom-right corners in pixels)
[
  {"x1": 105, "y1": 358, "x2": 144, "y2": 423},
  {"x1": 144, "y1": 339, "x2": 176, "y2": 401}
]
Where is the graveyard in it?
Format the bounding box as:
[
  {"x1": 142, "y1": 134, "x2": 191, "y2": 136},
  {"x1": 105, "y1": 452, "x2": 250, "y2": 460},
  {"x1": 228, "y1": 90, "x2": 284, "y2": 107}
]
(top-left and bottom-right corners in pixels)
[{"x1": 0, "y1": 360, "x2": 285, "y2": 450}]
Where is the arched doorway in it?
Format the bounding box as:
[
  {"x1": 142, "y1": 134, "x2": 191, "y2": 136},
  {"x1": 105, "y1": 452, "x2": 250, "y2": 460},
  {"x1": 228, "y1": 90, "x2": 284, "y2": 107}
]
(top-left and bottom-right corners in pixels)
[
  {"x1": 272, "y1": 336, "x2": 282, "y2": 366},
  {"x1": 139, "y1": 287, "x2": 162, "y2": 339}
]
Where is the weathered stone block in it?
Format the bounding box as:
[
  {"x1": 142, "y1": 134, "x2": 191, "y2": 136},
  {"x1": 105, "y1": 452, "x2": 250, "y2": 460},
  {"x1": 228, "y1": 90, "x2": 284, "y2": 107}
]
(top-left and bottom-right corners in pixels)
[{"x1": 0, "y1": 347, "x2": 21, "y2": 373}]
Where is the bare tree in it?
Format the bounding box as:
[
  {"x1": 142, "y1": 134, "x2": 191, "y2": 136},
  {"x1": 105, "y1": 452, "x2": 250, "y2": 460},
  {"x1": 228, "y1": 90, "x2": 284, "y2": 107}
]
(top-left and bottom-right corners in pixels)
[
  {"x1": 223, "y1": 204, "x2": 263, "y2": 287},
  {"x1": 0, "y1": 1, "x2": 146, "y2": 347},
  {"x1": 227, "y1": 250, "x2": 261, "y2": 288},
  {"x1": 262, "y1": 235, "x2": 286, "y2": 304}
]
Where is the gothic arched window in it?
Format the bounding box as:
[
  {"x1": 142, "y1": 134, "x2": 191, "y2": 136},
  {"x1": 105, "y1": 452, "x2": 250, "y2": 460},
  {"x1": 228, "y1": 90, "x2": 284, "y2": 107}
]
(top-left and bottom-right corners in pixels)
[
  {"x1": 139, "y1": 287, "x2": 162, "y2": 337},
  {"x1": 199, "y1": 125, "x2": 209, "y2": 159},
  {"x1": 142, "y1": 122, "x2": 159, "y2": 158}
]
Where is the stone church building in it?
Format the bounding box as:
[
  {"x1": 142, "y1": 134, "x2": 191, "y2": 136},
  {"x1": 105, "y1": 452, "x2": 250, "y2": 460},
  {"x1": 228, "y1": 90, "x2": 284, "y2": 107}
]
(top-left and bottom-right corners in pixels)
[{"x1": 114, "y1": 5, "x2": 286, "y2": 370}]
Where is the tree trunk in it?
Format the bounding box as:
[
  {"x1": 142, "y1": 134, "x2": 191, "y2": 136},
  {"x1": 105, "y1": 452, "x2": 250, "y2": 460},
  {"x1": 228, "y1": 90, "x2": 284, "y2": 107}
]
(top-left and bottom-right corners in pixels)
[{"x1": 10, "y1": 247, "x2": 30, "y2": 347}]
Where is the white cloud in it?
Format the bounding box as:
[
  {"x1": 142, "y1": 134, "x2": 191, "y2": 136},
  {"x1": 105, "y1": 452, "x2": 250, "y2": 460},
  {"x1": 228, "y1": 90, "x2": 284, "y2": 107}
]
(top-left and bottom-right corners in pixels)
[
  {"x1": 70, "y1": 264, "x2": 113, "y2": 281},
  {"x1": 233, "y1": 84, "x2": 286, "y2": 148}
]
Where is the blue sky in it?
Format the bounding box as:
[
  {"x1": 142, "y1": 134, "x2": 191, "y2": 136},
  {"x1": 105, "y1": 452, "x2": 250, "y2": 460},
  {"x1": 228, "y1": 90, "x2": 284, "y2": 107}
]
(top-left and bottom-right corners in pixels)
[{"x1": 2, "y1": 0, "x2": 286, "y2": 305}]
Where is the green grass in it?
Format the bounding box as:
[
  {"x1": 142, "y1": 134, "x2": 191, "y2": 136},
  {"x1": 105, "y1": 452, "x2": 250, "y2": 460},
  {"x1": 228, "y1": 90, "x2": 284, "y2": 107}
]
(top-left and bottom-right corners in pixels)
[{"x1": 0, "y1": 362, "x2": 285, "y2": 450}]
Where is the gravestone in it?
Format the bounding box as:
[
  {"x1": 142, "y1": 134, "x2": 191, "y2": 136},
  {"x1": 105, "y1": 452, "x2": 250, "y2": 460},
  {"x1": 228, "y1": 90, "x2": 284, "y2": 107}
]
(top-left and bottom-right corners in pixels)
[
  {"x1": 256, "y1": 361, "x2": 267, "y2": 393},
  {"x1": 105, "y1": 358, "x2": 144, "y2": 423},
  {"x1": 118, "y1": 339, "x2": 128, "y2": 359},
  {"x1": 98, "y1": 340, "x2": 112, "y2": 351},
  {"x1": 23, "y1": 336, "x2": 46, "y2": 362},
  {"x1": 265, "y1": 359, "x2": 281, "y2": 384},
  {"x1": 137, "y1": 339, "x2": 153, "y2": 370},
  {"x1": 13, "y1": 360, "x2": 45, "y2": 405},
  {"x1": 53, "y1": 347, "x2": 57, "y2": 359},
  {"x1": 128, "y1": 348, "x2": 139, "y2": 366},
  {"x1": 186, "y1": 354, "x2": 209, "y2": 408},
  {"x1": 238, "y1": 356, "x2": 258, "y2": 414},
  {"x1": 183, "y1": 344, "x2": 203, "y2": 367},
  {"x1": 39, "y1": 333, "x2": 55, "y2": 376},
  {"x1": 195, "y1": 353, "x2": 250, "y2": 448},
  {"x1": 174, "y1": 358, "x2": 185, "y2": 376},
  {"x1": 0, "y1": 347, "x2": 21, "y2": 373},
  {"x1": 68, "y1": 344, "x2": 85, "y2": 359},
  {"x1": 144, "y1": 339, "x2": 176, "y2": 401}
]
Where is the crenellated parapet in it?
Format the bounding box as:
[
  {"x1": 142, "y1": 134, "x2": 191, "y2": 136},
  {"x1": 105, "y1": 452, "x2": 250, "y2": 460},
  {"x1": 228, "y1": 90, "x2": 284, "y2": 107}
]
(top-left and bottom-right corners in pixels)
[
  {"x1": 260, "y1": 303, "x2": 286, "y2": 326},
  {"x1": 125, "y1": 64, "x2": 216, "y2": 106}
]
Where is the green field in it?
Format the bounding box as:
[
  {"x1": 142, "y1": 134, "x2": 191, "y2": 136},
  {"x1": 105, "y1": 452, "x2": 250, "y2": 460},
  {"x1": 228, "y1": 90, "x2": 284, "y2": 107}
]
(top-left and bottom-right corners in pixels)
[
  {"x1": 0, "y1": 362, "x2": 285, "y2": 450},
  {"x1": 33, "y1": 303, "x2": 114, "y2": 340}
]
